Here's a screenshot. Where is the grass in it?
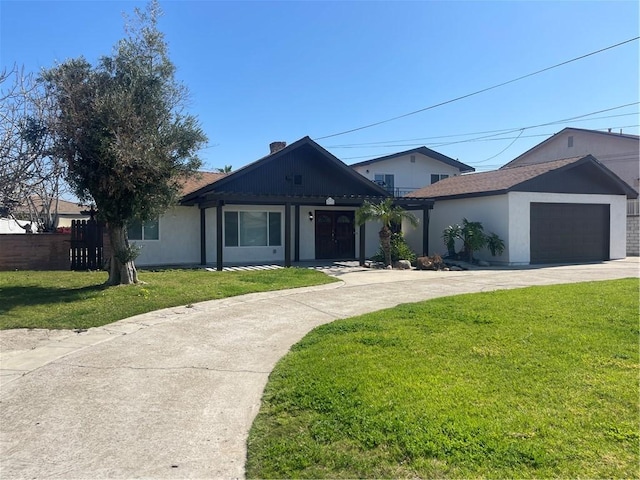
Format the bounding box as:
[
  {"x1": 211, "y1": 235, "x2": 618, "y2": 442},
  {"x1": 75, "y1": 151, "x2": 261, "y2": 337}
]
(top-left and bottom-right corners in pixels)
[
  {"x1": 246, "y1": 279, "x2": 640, "y2": 479},
  {"x1": 0, "y1": 268, "x2": 337, "y2": 330}
]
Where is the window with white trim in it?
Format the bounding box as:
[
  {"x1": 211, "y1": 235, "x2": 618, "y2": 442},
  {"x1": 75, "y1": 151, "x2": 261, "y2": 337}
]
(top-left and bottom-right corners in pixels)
[
  {"x1": 374, "y1": 173, "x2": 395, "y2": 194},
  {"x1": 430, "y1": 174, "x2": 449, "y2": 184},
  {"x1": 128, "y1": 218, "x2": 159, "y2": 240},
  {"x1": 224, "y1": 211, "x2": 281, "y2": 247}
]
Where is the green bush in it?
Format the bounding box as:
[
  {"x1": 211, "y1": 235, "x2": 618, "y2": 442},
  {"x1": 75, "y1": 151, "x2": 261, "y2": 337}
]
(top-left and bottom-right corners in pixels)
[{"x1": 371, "y1": 232, "x2": 416, "y2": 263}]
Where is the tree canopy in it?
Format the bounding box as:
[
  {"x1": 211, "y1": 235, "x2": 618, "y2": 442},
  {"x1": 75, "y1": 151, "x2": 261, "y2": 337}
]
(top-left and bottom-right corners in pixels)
[{"x1": 42, "y1": 0, "x2": 207, "y2": 284}]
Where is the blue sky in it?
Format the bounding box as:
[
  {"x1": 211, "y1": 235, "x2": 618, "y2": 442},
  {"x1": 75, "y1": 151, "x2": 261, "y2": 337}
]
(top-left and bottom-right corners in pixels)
[{"x1": 1, "y1": 1, "x2": 638, "y2": 174}]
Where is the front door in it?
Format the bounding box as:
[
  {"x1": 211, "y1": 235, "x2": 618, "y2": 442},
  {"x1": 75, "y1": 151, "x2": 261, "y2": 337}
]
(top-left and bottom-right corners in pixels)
[{"x1": 315, "y1": 210, "x2": 355, "y2": 259}]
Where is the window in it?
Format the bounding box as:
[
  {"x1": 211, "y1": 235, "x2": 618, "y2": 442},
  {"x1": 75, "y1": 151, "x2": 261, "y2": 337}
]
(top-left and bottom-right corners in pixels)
[
  {"x1": 568, "y1": 136, "x2": 574, "y2": 147},
  {"x1": 374, "y1": 173, "x2": 395, "y2": 194},
  {"x1": 430, "y1": 174, "x2": 449, "y2": 184},
  {"x1": 128, "y1": 218, "x2": 160, "y2": 240},
  {"x1": 224, "y1": 211, "x2": 281, "y2": 247}
]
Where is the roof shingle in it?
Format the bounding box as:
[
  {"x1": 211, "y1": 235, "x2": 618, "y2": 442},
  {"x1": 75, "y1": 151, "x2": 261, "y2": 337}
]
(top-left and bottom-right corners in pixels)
[{"x1": 406, "y1": 156, "x2": 587, "y2": 199}]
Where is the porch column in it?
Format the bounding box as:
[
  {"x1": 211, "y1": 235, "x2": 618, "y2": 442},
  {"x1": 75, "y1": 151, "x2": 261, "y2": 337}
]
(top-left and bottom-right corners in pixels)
[
  {"x1": 216, "y1": 202, "x2": 223, "y2": 271},
  {"x1": 359, "y1": 223, "x2": 366, "y2": 266},
  {"x1": 284, "y1": 202, "x2": 292, "y2": 267},
  {"x1": 422, "y1": 207, "x2": 430, "y2": 256},
  {"x1": 294, "y1": 204, "x2": 300, "y2": 262},
  {"x1": 200, "y1": 207, "x2": 206, "y2": 265}
]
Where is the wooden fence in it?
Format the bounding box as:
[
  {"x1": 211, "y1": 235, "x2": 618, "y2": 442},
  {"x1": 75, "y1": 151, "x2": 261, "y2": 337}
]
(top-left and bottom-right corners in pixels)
[{"x1": 0, "y1": 232, "x2": 111, "y2": 271}]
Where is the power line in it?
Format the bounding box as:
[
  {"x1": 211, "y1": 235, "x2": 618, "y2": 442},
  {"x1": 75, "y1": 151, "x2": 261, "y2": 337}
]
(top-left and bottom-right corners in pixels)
[
  {"x1": 339, "y1": 123, "x2": 639, "y2": 161},
  {"x1": 327, "y1": 103, "x2": 639, "y2": 148},
  {"x1": 314, "y1": 37, "x2": 639, "y2": 141}
]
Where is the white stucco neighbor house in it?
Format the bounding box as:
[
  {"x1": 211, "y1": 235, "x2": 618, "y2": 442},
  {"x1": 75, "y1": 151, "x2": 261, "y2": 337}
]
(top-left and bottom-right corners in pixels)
[
  {"x1": 351, "y1": 146, "x2": 474, "y2": 196},
  {"x1": 502, "y1": 127, "x2": 639, "y2": 255},
  {"x1": 405, "y1": 155, "x2": 637, "y2": 265}
]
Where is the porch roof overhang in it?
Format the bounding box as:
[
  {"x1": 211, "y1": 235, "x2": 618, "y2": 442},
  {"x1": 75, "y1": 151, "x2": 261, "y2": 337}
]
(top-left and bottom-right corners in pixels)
[{"x1": 182, "y1": 192, "x2": 435, "y2": 209}]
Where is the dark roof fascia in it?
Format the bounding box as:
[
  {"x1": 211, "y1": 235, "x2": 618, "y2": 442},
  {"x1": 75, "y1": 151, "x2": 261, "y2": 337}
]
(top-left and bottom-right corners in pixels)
[
  {"x1": 415, "y1": 189, "x2": 512, "y2": 202},
  {"x1": 181, "y1": 136, "x2": 390, "y2": 205},
  {"x1": 350, "y1": 146, "x2": 475, "y2": 173},
  {"x1": 194, "y1": 192, "x2": 435, "y2": 210},
  {"x1": 502, "y1": 127, "x2": 640, "y2": 169},
  {"x1": 514, "y1": 154, "x2": 638, "y2": 198}
]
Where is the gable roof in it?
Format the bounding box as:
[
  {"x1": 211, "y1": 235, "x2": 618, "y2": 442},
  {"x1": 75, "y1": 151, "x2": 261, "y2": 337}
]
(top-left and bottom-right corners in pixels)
[
  {"x1": 350, "y1": 146, "x2": 475, "y2": 173},
  {"x1": 502, "y1": 127, "x2": 639, "y2": 169},
  {"x1": 179, "y1": 171, "x2": 227, "y2": 196},
  {"x1": 406, "y1": 155, "x2": 638, "y2": 200},
  {"x1": 182, "y1": 136, "x2": 392, "y2": 205}
]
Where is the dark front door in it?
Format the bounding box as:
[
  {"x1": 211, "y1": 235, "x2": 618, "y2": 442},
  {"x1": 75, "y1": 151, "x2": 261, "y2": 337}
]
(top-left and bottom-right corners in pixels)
[{"x1": 315, "y1": 210, "x2": 355, "y2": 259}]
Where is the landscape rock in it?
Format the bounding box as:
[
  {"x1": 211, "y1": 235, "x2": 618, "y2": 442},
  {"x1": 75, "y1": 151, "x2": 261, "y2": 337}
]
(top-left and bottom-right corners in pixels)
[
  {"x1": 393, "y1": 260, "x2": 412, "y2": 270},
  {"x1": 416, "y1": 254, "x2": 447, "y2": 271},
  {"x1": 477, "y1": 260, "x2": 491, "y2": 267}
]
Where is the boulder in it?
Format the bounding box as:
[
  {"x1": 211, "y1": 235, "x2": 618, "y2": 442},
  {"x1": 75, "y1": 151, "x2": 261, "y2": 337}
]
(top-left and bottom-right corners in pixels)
[
  {"x1": 393, "y1": 260, "x2": 412, "y2": 270},
  {"x1": 416, "y1": 256, "x2": 433, "y2": 270},
  {"x1": 477, "y1": 260, "x2": 491, "y2": 267}
]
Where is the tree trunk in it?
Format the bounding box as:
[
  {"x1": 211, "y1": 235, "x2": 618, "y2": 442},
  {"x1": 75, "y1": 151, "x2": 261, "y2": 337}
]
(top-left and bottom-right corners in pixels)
[
  {"x1": 106, "y1": 224, "x2": 139, "y2": 286},
  {"x1": 379, "y1": 226, "x2": 392, "y2": 267}
]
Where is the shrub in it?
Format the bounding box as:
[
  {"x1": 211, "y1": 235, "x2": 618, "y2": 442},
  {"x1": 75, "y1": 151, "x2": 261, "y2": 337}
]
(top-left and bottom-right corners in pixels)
[{"x1": 371, "y1": 232, "x2": 416, "y2": 263}]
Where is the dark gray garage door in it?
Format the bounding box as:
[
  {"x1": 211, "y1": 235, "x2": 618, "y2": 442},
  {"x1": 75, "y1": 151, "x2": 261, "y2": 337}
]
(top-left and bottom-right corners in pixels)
[{"x1": 530, "y1": 203, "x2": 610, "y2": 264}]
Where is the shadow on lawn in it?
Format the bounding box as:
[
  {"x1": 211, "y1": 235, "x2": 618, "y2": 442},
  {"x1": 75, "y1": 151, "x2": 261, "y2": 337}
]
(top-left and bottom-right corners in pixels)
[{"x1": 0, "y1": 284, "x2": 108, "y2": 315}]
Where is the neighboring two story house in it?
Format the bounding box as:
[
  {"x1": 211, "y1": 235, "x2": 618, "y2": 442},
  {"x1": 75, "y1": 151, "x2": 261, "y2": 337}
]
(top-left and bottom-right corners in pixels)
[
  {"x1": 350, "y1": 147, "x2": 475, "y2": 196},
  {"x1": 501, "y1": 127, "x2": 639, "y2": 255}
]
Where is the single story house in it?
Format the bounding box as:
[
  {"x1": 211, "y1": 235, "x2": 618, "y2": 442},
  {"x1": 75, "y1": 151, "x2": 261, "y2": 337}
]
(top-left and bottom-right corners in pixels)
[
  {"x1": 132, "y1": 137, "x2": 434, "y2": 269},
  {"x1": 405, "y1": 155, "x2": 637, "y2": 265}
]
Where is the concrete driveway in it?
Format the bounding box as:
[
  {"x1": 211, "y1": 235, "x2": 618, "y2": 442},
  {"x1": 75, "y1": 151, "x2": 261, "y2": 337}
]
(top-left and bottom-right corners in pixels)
[{"x1": 1, "y1": 259, "x2": 638, "y2": 479}]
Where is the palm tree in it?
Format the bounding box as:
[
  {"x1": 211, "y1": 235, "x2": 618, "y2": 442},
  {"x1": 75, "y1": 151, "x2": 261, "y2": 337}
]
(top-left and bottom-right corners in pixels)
[
  {"x1": 356, "y1": 198, "x2": 418, "y2": 267},
  {"x1": 215, "y1": 165, "x2": 232, "y2": 173}
]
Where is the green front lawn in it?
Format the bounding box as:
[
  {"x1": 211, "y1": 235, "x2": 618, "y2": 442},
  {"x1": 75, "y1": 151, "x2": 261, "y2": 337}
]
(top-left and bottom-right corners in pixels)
[
  {"x1": 0, "y1": 268, "x2": 337, "y2": 330},
  {"x1": 247, "y1": 279, "x2": 639, "y2": 478}
]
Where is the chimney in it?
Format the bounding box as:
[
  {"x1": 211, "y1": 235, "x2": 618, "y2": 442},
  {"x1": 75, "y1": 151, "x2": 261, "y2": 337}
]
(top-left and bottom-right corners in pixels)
[
  {"x1": 608, "y1": 128, "x2": 612, "y2": 133},
  {"x1": 269, "y1": 141, "x2": 286, "y2": 154}
]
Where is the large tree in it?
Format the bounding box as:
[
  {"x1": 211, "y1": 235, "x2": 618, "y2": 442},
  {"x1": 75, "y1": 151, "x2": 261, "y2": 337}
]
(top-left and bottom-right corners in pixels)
[
  {"x1": 42, "y1": 1, "x2": 207, "y2": 285},
  {"x1": 356, "y1": 198, "x2": 418, "y2": 267}
]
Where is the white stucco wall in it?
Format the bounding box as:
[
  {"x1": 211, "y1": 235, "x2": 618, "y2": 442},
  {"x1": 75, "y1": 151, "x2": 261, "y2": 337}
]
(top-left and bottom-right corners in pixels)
[
  {"x1": 428, "y1": 196, "x2": 509, "y2": 262},
  {"x1": 511, "y1": 131, "x2": 639, "y2": 192},
  {"x1": 403, "y1": 210, "x2": 426, "y2": 256},
  {"x1": 0, "y1": 218, "x2": 32, "y2": 234},
  {"x1": 133, "y1": 205, "x2": 201, "y2": 266},
  {"x1": 507, "y1": 192, "x2": 628, "y2": 263},
  {"x1": 426, "y1": 192, "x2": 627, "y2": 265},
  {"x1": 352, "y1": 153, "x2": 464, "y2": 194}
]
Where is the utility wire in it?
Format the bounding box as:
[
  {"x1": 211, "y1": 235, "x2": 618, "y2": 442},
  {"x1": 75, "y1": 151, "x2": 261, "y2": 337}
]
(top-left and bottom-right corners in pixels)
[
  {"x1": 327, "y1": 103, "x2": 639, "y2": 148},
  {"x1": 314, "y1": 37, "x2": 639, "y2": 141},
  {"x1": 340, "y1": 124, "x2": 639, "y2": 161}
]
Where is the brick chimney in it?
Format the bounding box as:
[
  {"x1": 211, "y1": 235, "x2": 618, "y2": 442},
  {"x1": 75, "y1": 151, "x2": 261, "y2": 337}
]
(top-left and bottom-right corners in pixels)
[{"x1": 269, "y1": 141, "x2": 286, "y2": 154}]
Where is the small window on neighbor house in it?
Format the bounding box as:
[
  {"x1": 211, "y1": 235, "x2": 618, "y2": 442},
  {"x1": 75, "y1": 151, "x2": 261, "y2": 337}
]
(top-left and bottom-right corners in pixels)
[
  {"x1": 374, "y1": 173, "x2": 395, "y2": 195},
  {"x1": 410, "y1": 155, "x2": 416, "y2": 163},
  {"x1": 568, "y1": 136, "x2": 574, "y2": 148},
  {"x1": 128, "y1": 218, "x2": 159, "y2": 240},
  {"x1": 430, "y1": 174, "x2": 449, "y2": 184}
]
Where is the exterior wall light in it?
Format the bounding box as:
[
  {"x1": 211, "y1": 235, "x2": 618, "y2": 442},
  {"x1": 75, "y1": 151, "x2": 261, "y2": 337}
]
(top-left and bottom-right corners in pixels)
[{"x1": 308, "y1": 212, "x2": 314, "y2": 221}]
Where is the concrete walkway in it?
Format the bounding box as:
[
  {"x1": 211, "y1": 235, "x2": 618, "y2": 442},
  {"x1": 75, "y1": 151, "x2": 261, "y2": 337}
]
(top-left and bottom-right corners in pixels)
[{"x1": 1, "y1": 259, "x2": 638, "y2": 479}]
